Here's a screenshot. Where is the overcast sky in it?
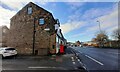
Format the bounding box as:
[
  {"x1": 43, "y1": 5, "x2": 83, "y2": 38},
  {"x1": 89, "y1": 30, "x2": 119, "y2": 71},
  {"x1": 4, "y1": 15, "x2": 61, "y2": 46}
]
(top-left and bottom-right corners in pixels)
[{"x1": 0, "y1": 0, "x2": 119, "y2": 42}]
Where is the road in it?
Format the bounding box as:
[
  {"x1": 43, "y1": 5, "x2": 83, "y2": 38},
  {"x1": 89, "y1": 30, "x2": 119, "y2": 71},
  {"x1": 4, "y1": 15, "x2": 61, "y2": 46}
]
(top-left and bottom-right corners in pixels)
[
  {"x1": 71, "y1": 47, "x2": 120, "y2": 72},
  {"x1": 1, "y1": 48, "x2": 87, "y2": 72}
]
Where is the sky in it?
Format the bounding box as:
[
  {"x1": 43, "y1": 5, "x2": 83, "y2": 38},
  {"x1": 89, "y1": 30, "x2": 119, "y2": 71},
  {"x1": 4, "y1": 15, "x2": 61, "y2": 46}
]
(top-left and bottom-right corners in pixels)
[{"x1": 0, "y1": 0, "x2": 119, "y2": 42}]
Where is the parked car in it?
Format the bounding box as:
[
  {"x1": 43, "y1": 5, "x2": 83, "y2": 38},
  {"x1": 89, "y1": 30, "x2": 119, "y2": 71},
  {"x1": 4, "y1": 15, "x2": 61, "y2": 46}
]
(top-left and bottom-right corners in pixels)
[{"x1": 0, "y1": 47, "x2": 17, "y2": 58}]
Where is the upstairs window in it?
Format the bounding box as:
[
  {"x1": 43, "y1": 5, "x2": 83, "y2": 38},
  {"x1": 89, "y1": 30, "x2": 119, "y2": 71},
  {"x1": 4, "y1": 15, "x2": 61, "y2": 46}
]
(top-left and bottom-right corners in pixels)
[
  {"x1": 27, "y1": 7, "x2": 32, "y2": 14},
  {"x1": 39, "y1": 18, "x2": 44, "y2": 25}
]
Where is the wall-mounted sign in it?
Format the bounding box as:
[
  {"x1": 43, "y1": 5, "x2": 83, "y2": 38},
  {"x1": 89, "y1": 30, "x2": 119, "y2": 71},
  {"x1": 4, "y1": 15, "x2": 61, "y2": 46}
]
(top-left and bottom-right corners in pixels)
[{"x1": 44, "y1": 28, "x2": 50, "y2": 31}]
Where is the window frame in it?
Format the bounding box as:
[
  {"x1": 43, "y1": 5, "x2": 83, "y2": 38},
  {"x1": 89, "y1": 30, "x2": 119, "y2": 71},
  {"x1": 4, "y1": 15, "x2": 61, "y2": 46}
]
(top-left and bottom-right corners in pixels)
[
  {"x1": 27, "y1": 6, "x2": 32, "y2": 14},
  {"x1": 39, "y1": 18, "x2": 45, "y2": 25}
]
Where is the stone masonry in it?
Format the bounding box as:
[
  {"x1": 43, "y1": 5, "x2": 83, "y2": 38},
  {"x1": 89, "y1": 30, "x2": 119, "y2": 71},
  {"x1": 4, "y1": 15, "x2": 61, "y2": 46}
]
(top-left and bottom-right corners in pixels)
[
  {"x1": 0, "y1": 26, "x2": 9, "y2": 47},
  {"x1": 6, "y1": 2, "x2": 56, "y2": 55}
]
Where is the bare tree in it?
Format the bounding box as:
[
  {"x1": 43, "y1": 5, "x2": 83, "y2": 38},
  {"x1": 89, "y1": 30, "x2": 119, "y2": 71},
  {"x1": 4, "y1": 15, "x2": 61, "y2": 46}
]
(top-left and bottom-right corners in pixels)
[
  {"x1": 112, "y1": 29, "x2": 120, "y2": 47},
  {"x1": 112, "y1": 29, "x2": 120, "y2": 41},
  {"x1": 95, "y1": 31, "x2": 109, "y2": 47}
]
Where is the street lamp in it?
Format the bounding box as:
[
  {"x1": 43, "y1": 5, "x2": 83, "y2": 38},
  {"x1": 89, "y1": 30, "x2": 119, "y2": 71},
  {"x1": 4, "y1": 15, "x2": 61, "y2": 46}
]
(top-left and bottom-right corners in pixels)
[
  {"x1": 97, "y1": 21, "x2": 102, "y2": 47},
  {"x1": 97, "y1": 20, "x2": 102, "y2": 33}
]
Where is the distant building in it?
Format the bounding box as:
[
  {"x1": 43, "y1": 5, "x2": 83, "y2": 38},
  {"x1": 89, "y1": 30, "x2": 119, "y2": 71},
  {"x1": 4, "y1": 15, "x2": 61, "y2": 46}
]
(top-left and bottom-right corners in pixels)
[
  {"x1": 83, "y1": 41, "x2": 98, "y2": 47},
  {"x1": 6, "y1": 2, "x2": 59, "y2": 55},
  {"x1": 75, "y1": 41, "x2": 81, "y2": 47},
  {"x1": 0, "y1": 26, "x2": 9, "y2": 47},
  {"x1": 67, "y1": 42, "x2": 75, "y2": 47}
]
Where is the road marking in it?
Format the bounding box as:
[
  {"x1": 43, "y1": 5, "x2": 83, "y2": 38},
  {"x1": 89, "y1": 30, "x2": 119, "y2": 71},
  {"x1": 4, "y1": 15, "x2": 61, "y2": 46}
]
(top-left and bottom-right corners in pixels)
[
  {"x1": 71, "y1": 57, "x2": 75, "y2": 61},
  {"x1": 71, "y1": 57, "x2": 76, "y2": 65},
  {"x1": 76, "y1": 56, "x2": 78, "y2": 59},
  {"x1": 79, "y1": 61, "x2": 82, "y2": 64},
  {"x1": 28, "y1": 66, "x2": 56, "y2": 69},
  {"x1": 72, "y1": 62, "x2": 76, "y2": 64},
  {"x1": 83, "y1": 66, "x2": 87, "y2": 70},
  {"x1": 28, "y1": 66, "x2": 66, "y2": 70},
  {"x1": 85, "y1": 55, "x2": 104, "y2": 66},
  {"x1": 77, "y1": 59, "x2": 80, "y2": 62}
]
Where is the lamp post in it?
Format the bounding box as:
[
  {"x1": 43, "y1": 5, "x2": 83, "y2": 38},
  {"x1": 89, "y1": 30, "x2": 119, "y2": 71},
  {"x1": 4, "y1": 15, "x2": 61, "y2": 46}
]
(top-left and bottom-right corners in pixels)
[
  {"x1": 97, "y1": 21, "x2": 102, "y2": 33},
  {"x1": 97, "y1": 20, "x2": 102, "y2": 47}
]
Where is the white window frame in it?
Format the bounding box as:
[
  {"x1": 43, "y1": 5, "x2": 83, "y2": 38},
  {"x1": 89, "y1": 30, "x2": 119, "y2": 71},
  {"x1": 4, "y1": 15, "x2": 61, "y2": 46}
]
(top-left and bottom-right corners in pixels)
[
  {"x1": 39, "y1": 18, "x2": 44, "y2": 25},
  {"x1": 28, "y1": 7, "x2": 32, "y2": 14}
]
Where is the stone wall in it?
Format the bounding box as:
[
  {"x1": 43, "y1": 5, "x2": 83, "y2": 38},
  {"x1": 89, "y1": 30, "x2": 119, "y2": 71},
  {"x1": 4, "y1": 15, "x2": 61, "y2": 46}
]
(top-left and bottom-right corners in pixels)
[
  {"x1": 0, "y1": 26, "x2": 9, "y2": 47},
  {"x1": 6, "y1": 2, "x2": 56, "y2": 55},
  {"x1": 0, "y1": 26, "x2": 2, "y2": 44}
]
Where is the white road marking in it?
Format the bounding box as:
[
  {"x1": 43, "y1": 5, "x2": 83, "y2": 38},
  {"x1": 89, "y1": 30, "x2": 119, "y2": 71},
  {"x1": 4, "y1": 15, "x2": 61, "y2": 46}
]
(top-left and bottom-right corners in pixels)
[
  {"x1": 77, "y1": 59, "x2": 80, "y2": 62},
  {"x1": 72, "y1": 62, "x2": 76, "y2": 64},
  {"x1": 85, "y1": 55, "x2": 104, "y2": 66},
  {"x1": 83, "y1": 66, "x2": 87, "y2": 70},
  {"x1": 79, "y1": 61, "x2": 82, "y2": 64},
  {"x1": 76, "y1": 56, "x2": 78, "y2": 59},
  {"x1": 28, "y1": 66, "x2": 66, "y2": 70},
  {"x1": 28, "y1": 66, "x2": 56, "y2": 69},
  {"x1": 77, "y1": 61, "x2": 87, "y2": 70},
  {"x1": 71, "y1": 57, "x2": 76, "y2": 65},
  {"x1": 71, "y1": 57, "x2": 75, "y2": 61}
]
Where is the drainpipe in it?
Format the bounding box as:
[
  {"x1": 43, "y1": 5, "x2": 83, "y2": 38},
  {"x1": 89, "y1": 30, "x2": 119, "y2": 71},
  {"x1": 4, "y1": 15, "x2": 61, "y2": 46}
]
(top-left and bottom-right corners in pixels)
[{"x1": 32, "y1": 18, "x2": 36, "y2": 55}]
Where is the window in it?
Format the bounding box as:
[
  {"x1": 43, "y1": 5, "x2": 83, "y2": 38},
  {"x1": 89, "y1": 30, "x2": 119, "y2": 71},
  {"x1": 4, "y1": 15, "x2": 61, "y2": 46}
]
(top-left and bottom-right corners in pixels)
[
  {"x1": 28, "y1": 7, "x2": 32, "y2": 14},
  {"x1": 39, "y1": 18, "x2": 44, "y2": 25}
]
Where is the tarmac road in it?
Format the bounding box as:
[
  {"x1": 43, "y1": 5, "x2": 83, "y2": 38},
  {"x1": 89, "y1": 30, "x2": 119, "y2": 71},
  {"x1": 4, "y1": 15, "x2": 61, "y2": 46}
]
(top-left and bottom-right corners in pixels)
[
  {"x1": 71, "y1": 47, "x2": 120, "y2": 72},
  {"x1": 1, "y1": 48, "x2": 87, "y2": 72}
]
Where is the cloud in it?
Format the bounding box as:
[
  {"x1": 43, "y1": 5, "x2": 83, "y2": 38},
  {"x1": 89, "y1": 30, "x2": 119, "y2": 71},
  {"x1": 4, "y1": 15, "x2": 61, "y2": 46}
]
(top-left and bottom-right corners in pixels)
[
  {"x1": 0, "y1": 0, "x2": 30, "y2": 28},
  {"x1": 1, "y1": 0, "x2": 33, "y2": 10},
  {"x1": 0, "y1": 6, "x2": 16, "y2": 28},
  {"x1": 60, "y1": 21, "x2": 86, "y2": 34},
  {"x1": 66, "y1": 3, "x2": 118, "y2": 40},
  {"x1": 73, "y1": 8, "x2": 118, "y2": 38},
  {"x1": 84, "y1": 3, "x2": 118, "y2": 34},
  {"x1": 0, "y1": 0, "x2": 51, "y2": 28},
  {"x1": 71, "y1": 32, "x2": 87, "y2": 38},
  {"x1": 97, "y1": 5, "x2": 118, "y2": 33},
  {"x1": 50, "y1": 0, "x2": 119, "y2": 2},
  {"x1": 61, "y1": 3, "x2": 114, "y2": 34},
  {"x1": 67, "y1": 2, "x2": 84, "y2": 7},
  {"x1": 81, "y1": 8, "x2": 112, "y2": 20},
  {"x1": 67, "y1": 2, "x2": 85, "y2": 10},
  {"x1": 68, "y1": 12, "x2": 82, "y2": 22},
  {"x1": 1, "y1": 0, "x2": 51, "y2": 10}
]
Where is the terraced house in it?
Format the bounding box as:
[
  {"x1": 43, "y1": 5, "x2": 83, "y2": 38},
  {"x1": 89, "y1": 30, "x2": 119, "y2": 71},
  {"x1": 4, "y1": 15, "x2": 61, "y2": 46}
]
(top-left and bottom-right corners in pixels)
[{"x1": 6, "y1": 2, "x2": 65, "y2": 55}]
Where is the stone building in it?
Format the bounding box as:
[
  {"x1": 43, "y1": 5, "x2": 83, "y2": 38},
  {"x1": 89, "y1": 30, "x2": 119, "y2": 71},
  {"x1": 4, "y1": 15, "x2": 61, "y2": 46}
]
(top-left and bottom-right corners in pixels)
[
  {"x1": 0, "y1": 26, "x2": 9, "y2": 47},
  {"x1": 6, "y1": 2, "x2": 57, "y2": 55}
]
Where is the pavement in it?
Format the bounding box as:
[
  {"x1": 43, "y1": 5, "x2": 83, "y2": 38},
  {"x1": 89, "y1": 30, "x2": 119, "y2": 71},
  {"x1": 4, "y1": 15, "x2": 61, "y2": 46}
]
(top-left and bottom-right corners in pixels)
[
  {"x1": 1, "y1": 48, "x2": 87, "y2": 72},
  {"x1": 71, "y1": 46, "x2": 120, "y2": 72}
]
